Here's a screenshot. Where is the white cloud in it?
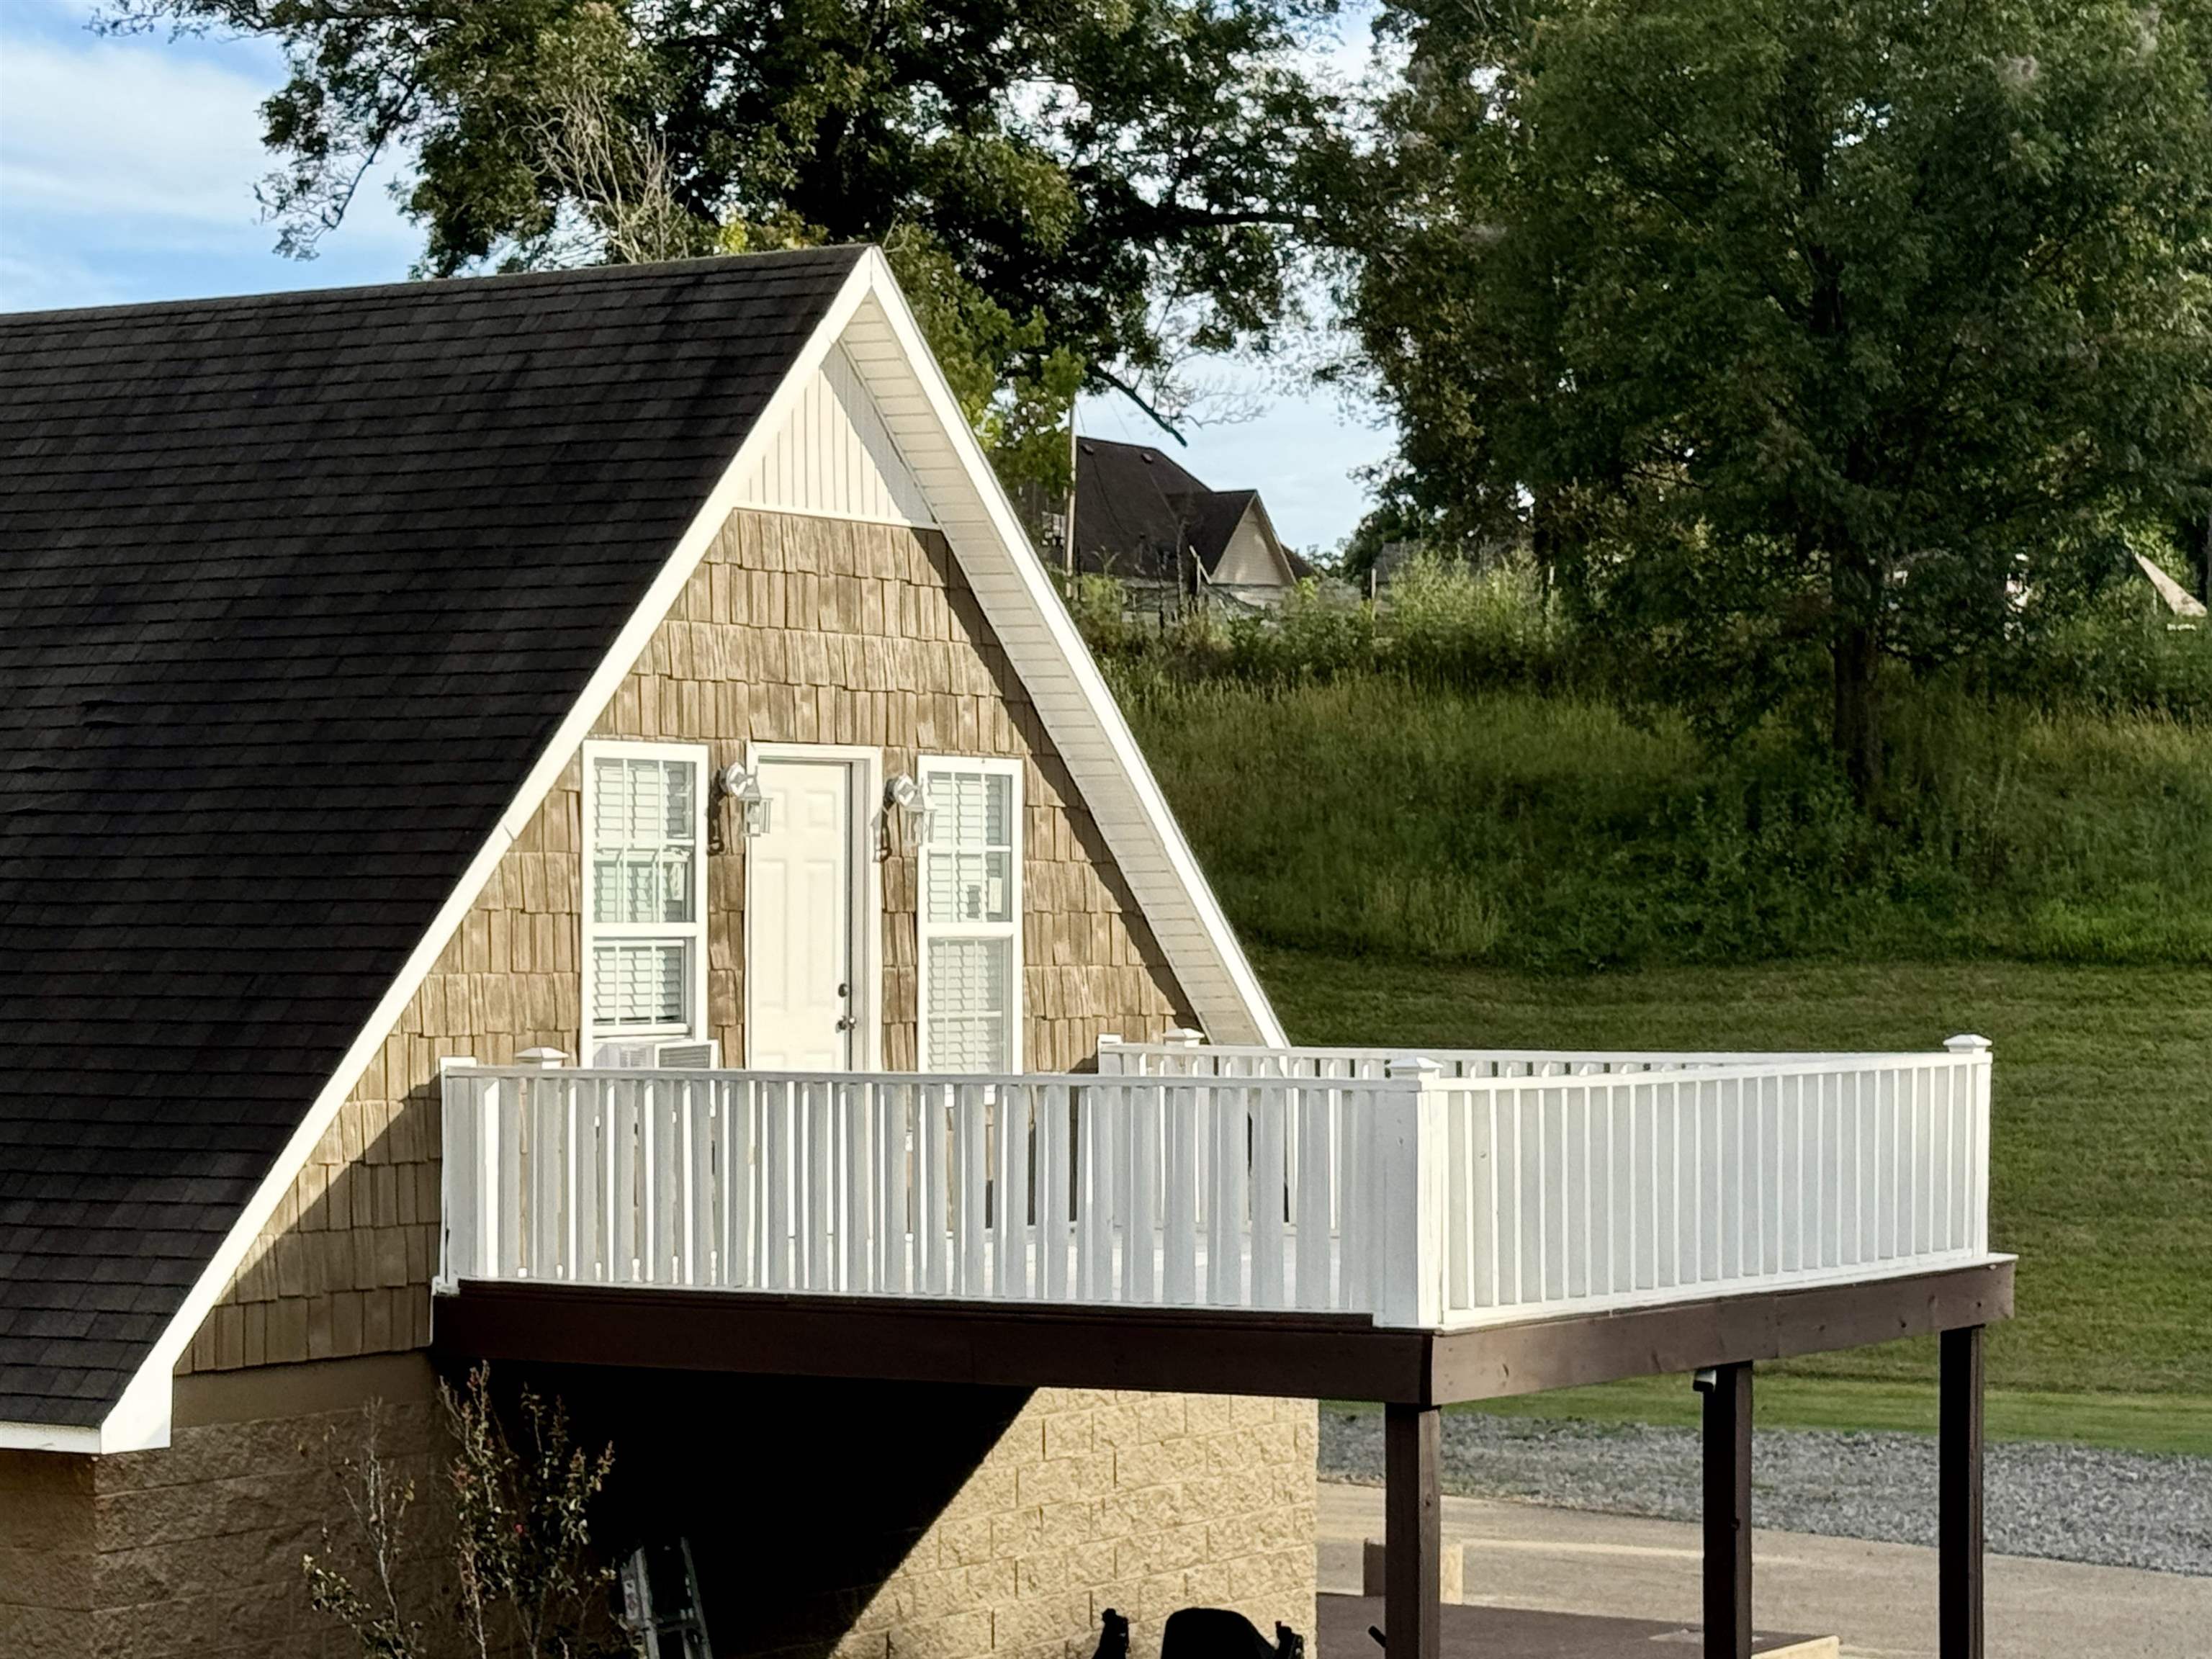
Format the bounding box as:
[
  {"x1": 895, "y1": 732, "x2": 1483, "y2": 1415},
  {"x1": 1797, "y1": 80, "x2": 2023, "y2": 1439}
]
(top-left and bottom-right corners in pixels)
[
  {"x1": 1, "y1": 32, "x2": 286, "y2": 228},
  {"x1": 0, "y1": 8, "x2": 418, "y2": 308}
]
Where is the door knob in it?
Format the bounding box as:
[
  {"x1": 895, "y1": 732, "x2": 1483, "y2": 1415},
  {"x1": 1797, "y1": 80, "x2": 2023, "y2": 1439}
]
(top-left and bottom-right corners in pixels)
[{"x1": 835, "y1": 1015, "x2": 858, "y2": 1032}]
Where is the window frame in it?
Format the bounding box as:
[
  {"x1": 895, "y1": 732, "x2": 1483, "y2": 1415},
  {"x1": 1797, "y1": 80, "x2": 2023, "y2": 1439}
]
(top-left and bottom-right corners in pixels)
[
  {"x1": 914, "y1": 754, "x2": 1025, "y2": 1074},
  {"x1": 580, "y1": 738, "x2": 711, "y2": 1058}
]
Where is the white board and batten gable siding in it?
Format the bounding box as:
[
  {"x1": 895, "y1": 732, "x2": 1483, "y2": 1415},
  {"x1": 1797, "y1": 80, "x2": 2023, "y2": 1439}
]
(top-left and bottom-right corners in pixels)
[{"x1": 732, "y1": 343, "x2": 936, "y2": 526}]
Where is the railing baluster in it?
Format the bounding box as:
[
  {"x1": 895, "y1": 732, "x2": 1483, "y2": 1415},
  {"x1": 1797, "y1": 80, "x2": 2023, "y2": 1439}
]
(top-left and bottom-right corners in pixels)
[
  {"x1": 876, "y1": 1082, "x2": 904, "y2": 1294},
  {"x1": 1253, "y1": 1078, "x2": 1286, "y2": 1309},
  {"x1": 994, "y1": 1084, "x2": 1029, "y2": 1298},
  {"x1": 1164, "y1": 1080, "x2": 1198, "y2": 1305},
  {"x1": 806, "y1": 1079, "x2": 834, "y2": 1291},
  {"x1": 1040, "y1": 1082, "x2": 1071, "y2": 1302},
  {"x1": 1128, "y1": 1082, "x2": 1159, "y2": 1303},
  {"x1": 1619, "y1": 1079, "x2": 1637, "y2": 1300},
  {"x1": 561, "y1": 1078, "x2": 581, "y2": 1282},
  {"x1": 958, "y1": 1083, "x2": 986, "y2": 1297},
  {"x1": 1294, "y1": 1083, "x2": 1331, "y2": 1311},
  {"x1": 1338, "y1": 1084, "x2": 1364, "y2": 1311},
  {"x1": 495, "y1": 1076, "x2": 522, "y2": 1279},
  {"x1": 1204, "y1": 1082, "x2": 1244, "y2": 1307},
  {"x1": 918, "y1": 1082, "x2": 945, "y2": 1294},
  {"x1": 685, "y1": 1077, "x2": 711, "y2": 1287},
  {"x1": 1076, "y1": 1083, "x2": 1109, "y2": 1300},
  {"x1": 841, "y1": 1079, "x2": 869, "y2": 1295}
]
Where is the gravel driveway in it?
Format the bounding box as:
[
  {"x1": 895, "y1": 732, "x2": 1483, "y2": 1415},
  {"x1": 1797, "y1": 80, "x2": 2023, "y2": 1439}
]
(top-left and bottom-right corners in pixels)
[{"x1": 1319, "y1": 1409, "x2": 2212, "y2": 1578}]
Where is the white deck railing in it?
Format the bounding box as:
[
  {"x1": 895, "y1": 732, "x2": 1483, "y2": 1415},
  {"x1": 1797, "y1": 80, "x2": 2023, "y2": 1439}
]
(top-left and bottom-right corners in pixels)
[{"x1": 439, "y1": 1040, "x2": 1992, "y2": 1330}]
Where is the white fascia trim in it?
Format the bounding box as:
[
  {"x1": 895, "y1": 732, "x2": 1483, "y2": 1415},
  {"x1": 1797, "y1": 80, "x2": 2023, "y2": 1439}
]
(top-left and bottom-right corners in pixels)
[
  {"x1": 0, "y1": 1419, "x2": 104, "y2": 1453},
  {"x1": 846, "y1": 249, "x2": 1285, "y2": 1046},
  {"x1": 70, "y1": 258, "x2": 884, "y2": 1457}
]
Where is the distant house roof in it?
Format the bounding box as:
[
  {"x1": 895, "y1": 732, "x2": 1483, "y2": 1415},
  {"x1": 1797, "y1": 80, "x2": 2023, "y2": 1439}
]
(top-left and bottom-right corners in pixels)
[
  {"x1": 1071, "y1": 439, "x2": 1299, "y2": 587},
  {"x1": 0, "y1": 249, "x2": 1284, "y2": 1447}
]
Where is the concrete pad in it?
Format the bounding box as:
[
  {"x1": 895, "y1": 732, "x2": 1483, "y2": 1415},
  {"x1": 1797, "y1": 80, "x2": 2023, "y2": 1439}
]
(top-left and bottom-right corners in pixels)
[
  {"x1": 1318, "y1": 1593, "x2": 1835, "y2": 1658},
  {"x1": 1317, "y1": 1483, "x2": 2212, "y2": 1659}
]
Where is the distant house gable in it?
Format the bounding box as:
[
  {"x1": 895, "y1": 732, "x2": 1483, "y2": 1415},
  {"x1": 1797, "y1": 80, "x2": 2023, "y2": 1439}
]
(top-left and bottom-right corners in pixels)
[{"x1": 0, "y1": 249, "x2": 1279, "y2": 1453}]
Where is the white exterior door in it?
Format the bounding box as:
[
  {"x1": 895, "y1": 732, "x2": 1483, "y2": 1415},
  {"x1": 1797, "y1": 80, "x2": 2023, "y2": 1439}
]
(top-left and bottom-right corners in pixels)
[{"x1": 746, "y1": 757, "x2": 858, "y2": 1068}]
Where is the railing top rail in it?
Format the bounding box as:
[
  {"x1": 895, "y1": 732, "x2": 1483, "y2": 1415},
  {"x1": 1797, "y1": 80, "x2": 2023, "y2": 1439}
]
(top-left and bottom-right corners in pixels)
[
  {"x1": 1421, "y1": 1050, "x2": 1988, "y2": 1086},
  {"x1": 444, "y1": 1063, "x2": 1414, "y2": 1090},
  {"x1": 1099, "y1": 1038, "x2": 1948, "y2": 1066}
]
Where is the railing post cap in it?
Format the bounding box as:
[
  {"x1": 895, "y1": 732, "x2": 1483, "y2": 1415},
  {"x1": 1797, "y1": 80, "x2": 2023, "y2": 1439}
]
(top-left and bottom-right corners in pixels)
[
  {"x1": 1386, "y1": 1056, "x2": 1442, "y2": 1080},
  {"x1": 517, "y1": 1046, "x2": 570, "y2": 1069},
  {"x1": 1944, "y1": 1034, "x2": 1992, "y2": 1055},
  {"x1": 1162, "y1": 1026, "x2": 1207, "y2": 1048}
]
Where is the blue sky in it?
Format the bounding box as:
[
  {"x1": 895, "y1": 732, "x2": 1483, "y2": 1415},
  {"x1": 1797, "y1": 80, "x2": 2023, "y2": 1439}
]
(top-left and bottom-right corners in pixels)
[{"x1": 0, "y1": 0, "x2": 1394, "y2": 549}]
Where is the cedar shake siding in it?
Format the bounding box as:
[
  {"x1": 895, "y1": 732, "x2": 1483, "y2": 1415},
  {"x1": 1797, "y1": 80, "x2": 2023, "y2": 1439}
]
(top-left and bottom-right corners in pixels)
[{"x1": 183, "y1": 507, "x2": 1194, "y2": 1377}]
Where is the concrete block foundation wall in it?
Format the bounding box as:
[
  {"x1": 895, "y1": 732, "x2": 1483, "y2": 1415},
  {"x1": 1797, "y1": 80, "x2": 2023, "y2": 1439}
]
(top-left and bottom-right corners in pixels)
[
  {"x1": 868, "y1": 1387, "x2": 1318, "y2": 1659},
  {"x1": 0, "y1": 1354, "x2": 444, "y2": 1659},
  {"x1": 1, "y1": 1358, "x2": 1316, "y2": 1659}
]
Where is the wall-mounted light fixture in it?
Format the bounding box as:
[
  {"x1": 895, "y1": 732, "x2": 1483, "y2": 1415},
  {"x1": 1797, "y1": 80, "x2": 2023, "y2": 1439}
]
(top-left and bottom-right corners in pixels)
[
  {"x1": 884, "y1": 772, "x2": 932, "y2": 850},
  {"x1": 716, "y1": 763, "x2": 771, "y2": 838}
]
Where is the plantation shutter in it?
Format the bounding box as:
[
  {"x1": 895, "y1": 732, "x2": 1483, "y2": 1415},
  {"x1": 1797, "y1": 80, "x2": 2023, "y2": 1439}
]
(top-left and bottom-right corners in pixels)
[
  {"x1": 583, "y1": 744, "x2": 708, "y2": 1047},
  {"x1": 918, "y1": 759, "x2": 1022, "y2": 1071}
]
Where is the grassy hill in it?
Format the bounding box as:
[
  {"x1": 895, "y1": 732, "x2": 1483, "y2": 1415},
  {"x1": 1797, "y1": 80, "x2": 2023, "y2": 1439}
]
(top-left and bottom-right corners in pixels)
[
  {"x1": 1121, "y1": 675, "x2": 2212, "y2": 972},
  {"x1": 1112, "y1": 667, "x2": 2212, "y2": 1440}
]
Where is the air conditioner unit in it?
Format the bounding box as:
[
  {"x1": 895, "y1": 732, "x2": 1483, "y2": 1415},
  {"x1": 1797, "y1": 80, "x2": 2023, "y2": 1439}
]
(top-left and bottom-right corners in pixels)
[{"x1": 590, "y1": 1038, "x2": 721, "y2": 1069}]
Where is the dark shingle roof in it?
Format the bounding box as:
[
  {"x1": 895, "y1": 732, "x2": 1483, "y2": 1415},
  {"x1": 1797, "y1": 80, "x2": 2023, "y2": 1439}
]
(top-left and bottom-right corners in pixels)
[
  {"x1": 0, "y1": 248, "x2": 863, "y2": 1426},
  {"x1": 1072, "y1": 439, "x2": 1194, "y2": 580},
  {"x1": 1071, "y1": 439, "x2": 1292, "y2": 585}
]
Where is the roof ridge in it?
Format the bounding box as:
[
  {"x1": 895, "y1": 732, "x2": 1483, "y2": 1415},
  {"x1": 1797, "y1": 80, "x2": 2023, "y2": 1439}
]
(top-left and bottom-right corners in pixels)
[{"x1": 0, "y1": 245, "x2": 871, "y2": 328}]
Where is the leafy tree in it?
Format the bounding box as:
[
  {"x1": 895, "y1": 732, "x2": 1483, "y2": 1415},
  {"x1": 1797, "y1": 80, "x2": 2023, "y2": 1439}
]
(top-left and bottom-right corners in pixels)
[
  {"x1": 1346, "y1": 0, "x2": 2212, "y2": 791},
  {"x1": 103, "y1": 0, "x2": 1345, "y2": 493}
]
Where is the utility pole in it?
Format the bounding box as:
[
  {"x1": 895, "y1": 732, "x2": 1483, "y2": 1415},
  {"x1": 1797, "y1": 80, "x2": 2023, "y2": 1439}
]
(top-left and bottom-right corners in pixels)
[{"x1": 1063, "y1": 405, "x2": 1079, "y2": 579}]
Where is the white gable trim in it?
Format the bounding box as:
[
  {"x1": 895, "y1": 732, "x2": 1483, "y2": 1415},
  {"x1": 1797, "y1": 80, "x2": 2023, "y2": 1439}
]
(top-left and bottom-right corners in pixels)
[{"x1": 28, "y1": 246, "x2": 1275, "y2": 1456}]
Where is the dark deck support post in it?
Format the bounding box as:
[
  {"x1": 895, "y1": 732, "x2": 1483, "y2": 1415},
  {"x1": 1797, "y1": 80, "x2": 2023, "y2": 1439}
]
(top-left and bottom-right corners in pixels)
[
  {"x1": 1384, "y1": 1402, "x2": 1442, "y2": 1659},
  {"x1": 1941, "y1": 1326, "x2": 1986, "y2": 1659},
  {"x1": 1696, "y1": 1362, "x2": 1753, "y2": 1659}
]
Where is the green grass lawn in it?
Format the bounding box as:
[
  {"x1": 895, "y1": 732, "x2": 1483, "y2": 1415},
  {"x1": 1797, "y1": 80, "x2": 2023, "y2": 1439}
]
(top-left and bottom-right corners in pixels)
[
  {"x1": 1331, "y1": 1380, "x2": 2212, "y2": 1457},
  {"x1": 1258, "y1": 949, "x2": 2212, "y2": 1447}
]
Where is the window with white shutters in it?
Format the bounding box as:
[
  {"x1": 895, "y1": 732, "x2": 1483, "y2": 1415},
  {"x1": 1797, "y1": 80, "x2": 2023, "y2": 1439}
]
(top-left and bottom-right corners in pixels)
[
  {"x1": 581, "y1": 741, "x2": 709, "y2": 1052},
  {"x1": 917, "y1": 757, "x2": 1022, "y2": 1071}
]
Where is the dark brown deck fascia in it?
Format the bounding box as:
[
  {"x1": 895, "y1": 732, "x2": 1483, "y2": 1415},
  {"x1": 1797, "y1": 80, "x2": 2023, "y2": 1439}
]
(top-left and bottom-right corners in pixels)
[
  {"x1": 1429, "y1": 1257, "x2": 2015, "y2": 1405},
  {"x1": 434, "y1": 1282, "x2": 1429, "y2": 1401},
  {"x1": 433, "y1": 1256, "x2": 2013, "y2": 1407}
]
